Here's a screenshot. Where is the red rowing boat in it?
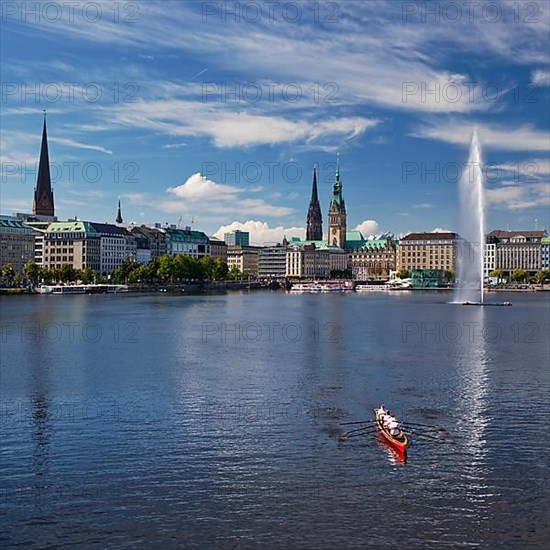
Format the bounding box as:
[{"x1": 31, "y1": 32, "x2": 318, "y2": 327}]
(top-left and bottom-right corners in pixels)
[{"x1": 374, "y1": 408, "x2": 408, "y2": 455}]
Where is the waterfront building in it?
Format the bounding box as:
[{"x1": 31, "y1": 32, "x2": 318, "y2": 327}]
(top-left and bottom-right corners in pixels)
[
  {"x1": 209, "y1": 237, "x2": 228, "y2": 262},
  {"x1": 327, "y1": 154, "x2": 347, "y2": 249},
  {"x1": 129, "y1": 225, "x2": 167, "y2": 264},
  {"x1": 43, "y1": 221, "x2": 135, "y2": 275},
  {"x1": 541, "y1": 237, "x2": 550, "y2": 269},
  {"x1": 43, "y1": 221, "x2": 101, "y2": 272},
  {"x1": 306, "y1": 166, "x2": 323, "y2": 241},
  {"x1": 396, "y1": 232, "x2": 462, "y2": 273},
  {"x1": 164, "y1": 226, "x2": 210, "y2": 258},
  {"x1": 258, "y1": 246, "x2": 288, "y2": 279},
  {"x1": 286, "y1": 244, "x2": 330, "y2": 279},
  {"x1": 224, "y1": 230, "x2": 249, "y2": 247},
  {"x1": 32, "y1": 114, "x2": 55, "y2": 219},
  {"x1": 348, "y1": 234, "x2": 397, "y2": 280},
  {"x1": 411, "y1": 269, "x2": 446, "y2": 287},
  {"x1": 488, "y1": 230, "x2": 546, "y2": 277},
  {"x1": 484, "y1": 235, "x2": 497, "y2": 277},
  {"x1": 0, "y1": 216, "x2": 37, "y2": 273},
  {"x1": 227, "y1": 245, "x2": 259, "y2": 276},
  {"x1": 94, "y1": 223, "x2": 136, "y2": 276},
  {"x1": 286, "y1": 244, "x2": 331, "y2": 279}
]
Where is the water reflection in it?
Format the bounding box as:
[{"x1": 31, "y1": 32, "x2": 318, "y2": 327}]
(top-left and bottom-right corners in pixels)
[{"x1": 454, "y1": 306, "x2": 490, "y2": 504}]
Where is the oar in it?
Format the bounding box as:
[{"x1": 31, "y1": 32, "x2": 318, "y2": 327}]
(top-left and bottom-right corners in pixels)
[
  {"x1": 401, "y1": 421, "x2": 446, "y2": 431},
  {"x1": 339, "y1": 419, "x2": 373, "y2": 426},
  {"x1": 340, "y1": 431, "x2": 375, "y2": 440},
  {"x1": 406, "y1": 428, "x2": 447, "y2": 435},
  {"x1": 344, "y1": 425, "x2": 377, "y2": 435},
  {"x1": 338, "y1": 427, "x2": 377, "y2": 441},
  {"x1": 404, "y1": 431, "x2": 447, "y2": 443}
]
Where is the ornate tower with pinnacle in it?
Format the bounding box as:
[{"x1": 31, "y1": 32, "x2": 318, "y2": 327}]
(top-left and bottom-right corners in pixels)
[
  {"x1": 306, "y1": 165, "x2": 323, "y2": 241},
  {"x1": 115, "y1": 199, "x2": 123, "y2": 224},
  {"x1": 327, "y1": 153, "x2": 346, "y2": 248},
  {"x1": 32, "y1": 112, "x2": 55, "y2": 218}
]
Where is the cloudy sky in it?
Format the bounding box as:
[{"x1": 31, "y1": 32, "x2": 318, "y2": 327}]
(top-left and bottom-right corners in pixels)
[{"x1": 1, "y1": 0, "x2": 549, "y2": 243}]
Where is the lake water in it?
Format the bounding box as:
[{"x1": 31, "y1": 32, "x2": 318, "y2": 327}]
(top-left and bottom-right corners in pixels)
[{"x1": 1, "y1": 291, "x2": 548, "y2": 548}]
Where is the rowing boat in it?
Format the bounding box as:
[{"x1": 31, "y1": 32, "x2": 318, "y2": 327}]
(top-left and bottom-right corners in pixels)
[{"x1": 374, "y1": 408, "x2": 408, "y2": 455}]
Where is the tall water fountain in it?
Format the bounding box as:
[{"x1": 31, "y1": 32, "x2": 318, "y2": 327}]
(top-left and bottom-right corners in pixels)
[{"x1": 454, "y1": 128, "x2": 485, "y2": 304}]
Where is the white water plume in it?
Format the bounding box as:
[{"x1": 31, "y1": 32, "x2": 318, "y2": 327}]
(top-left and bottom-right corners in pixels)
[{"x1": 454, "y1": 128, "x2": 485, "y2": 304}]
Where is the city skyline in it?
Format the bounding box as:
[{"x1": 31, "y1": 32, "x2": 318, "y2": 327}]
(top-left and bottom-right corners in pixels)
[{"x1": 1, "y1": 1, "x2": 549, "y2": 244}]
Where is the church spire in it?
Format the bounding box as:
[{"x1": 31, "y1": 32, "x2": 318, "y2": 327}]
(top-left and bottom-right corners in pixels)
[
  {"x1": 306, "y1": 164, "x2": 323, "y2": 241},
  {"x1": 32, "y1": 111, "x2": 55, "y2": 218},
  {"x1": 115, "y1": 199, "x2": 123, "y2": 224}
]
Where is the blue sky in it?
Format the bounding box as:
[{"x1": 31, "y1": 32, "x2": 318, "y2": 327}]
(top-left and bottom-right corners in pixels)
[{"x1": 1, "y1": 0, "x2": 549, "y2": 244}]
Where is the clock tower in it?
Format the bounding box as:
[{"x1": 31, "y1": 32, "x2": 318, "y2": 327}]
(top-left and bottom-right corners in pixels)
[{"x1": 327, "y1": 153, "x2": 346, "y2": 248}]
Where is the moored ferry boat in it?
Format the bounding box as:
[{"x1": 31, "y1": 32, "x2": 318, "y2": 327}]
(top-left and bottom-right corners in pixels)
[
  {"x1": 289, "y1": 282, "x2": 323, "y2": 293},
  {"x1": 39, "y1": 284, "x2": 129, "y2": 295}
]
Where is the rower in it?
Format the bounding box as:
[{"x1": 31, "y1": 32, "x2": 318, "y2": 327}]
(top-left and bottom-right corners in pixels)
[{"x1": 388, "y1": 419, "x2": 400, "y2": 436}]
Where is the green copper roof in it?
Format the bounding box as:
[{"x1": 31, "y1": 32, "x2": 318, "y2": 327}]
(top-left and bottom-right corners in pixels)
[{"x1": 46, "y1": 221, "x2": 94, "y2": 233}]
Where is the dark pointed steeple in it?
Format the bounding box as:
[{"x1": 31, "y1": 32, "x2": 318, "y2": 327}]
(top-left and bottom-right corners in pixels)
[
  {"x1": 306, "y1": 164, "x2": 323, "y2": 241},
  {"x1": 32, "y1": 112, "x2": 55, "y2": 218},
  {"x1": 115, "y1": 199, "x2": 123, "y2": 224}
]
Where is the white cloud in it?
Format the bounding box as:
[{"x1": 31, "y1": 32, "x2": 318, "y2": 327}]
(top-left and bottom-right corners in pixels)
[
  {"x1": 354, "y1": 220, "x2": 379, "y2": 236},
  {"x1": 167, "y1": 173, "x2": 241, "y2": 200},
  {"x1": 49, "y1": 137, "x2": 113, "y2": 155},
  {"x1": 531, "y1": 70, "x2": 550, "y2": 86},
  {"x1": 162, "y1": 173, "x2": 293, "y2": 219},
  {"x1": 413, "y1": 203, "x2": 434, "y2": 209},
  {"x1": 213, "y1": 220, "x2": 305, "y2": 246},
  {"x1": 486, "y1": 183, "x2": 549, "y2": 210},
  {"x1": 111, "y1": 98, "x2": 380, "y2": 148},
  {"x1": 162, "y1": 142, "x2": 187, "y2": 149},
  {"x1": 411, "y1": 121, "x2": 549, "y2": 151},
  {"x1": 432, "y1": 228, "x2": 452, "y2": 233}
]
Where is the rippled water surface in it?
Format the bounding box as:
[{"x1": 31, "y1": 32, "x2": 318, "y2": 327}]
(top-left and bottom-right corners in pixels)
[{"x1": 1, "y1": 291, "x2": 549, "y2": 548}]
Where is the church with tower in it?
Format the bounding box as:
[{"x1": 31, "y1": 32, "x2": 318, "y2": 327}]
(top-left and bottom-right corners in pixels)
[
  {"x1": 305, "y1": 153, "x2": 347, "y2": 250},
  {"x1": 301, "y1": 154, "x2": 397, "y2": 280}
]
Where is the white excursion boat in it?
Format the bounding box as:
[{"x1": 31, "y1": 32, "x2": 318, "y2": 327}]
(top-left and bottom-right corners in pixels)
[
  {"x1": 39, "y1": 284, "x2": 129, "y2": 295},
  {"x1": 289, "y1": 282, "x2": 323, "y2": 293},
  {"x1": 355, "y1": 278, "x2": 412, "y2": 292}
]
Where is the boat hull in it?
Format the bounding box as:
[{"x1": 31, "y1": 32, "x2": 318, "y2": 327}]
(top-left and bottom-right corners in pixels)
[{"x1": 374, "y1": 409, "x2": 408, "y2": 455}]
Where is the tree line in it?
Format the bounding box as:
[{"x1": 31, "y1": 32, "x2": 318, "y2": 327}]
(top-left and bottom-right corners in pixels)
[{"x1": 1, "y1": 256, "x2": 244, "y2": 286}]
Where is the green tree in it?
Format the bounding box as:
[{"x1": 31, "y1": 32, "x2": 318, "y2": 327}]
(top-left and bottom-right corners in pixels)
[
  {"x1": 227, "y1": 265, "x2": 243, "y2": 281},
  {"x1": 444, "y1": 269, "x2": 455, "y2": 282},
  {"x1": 1, "y1": 263, "x2": 16, "y2": 284},
  {"x1": 200, "y1": 256, "x2": 217, "y2": 280},
  {"x1": 157, "y1": 254, "x2": 175, "y2": 283},
  {"x1": 59, "y1": 264, "x2": 77, "y2": 282},
  {"x1": 396, "y1": 269, "x2": 411, "y2": 279},
  {"x1": 23, "y1": 261, "x2": 41, "y2": 285},
  {"x1": 212, "y1": 258, "x2": 229, "y2": 281},
  {"x1": 111, "y1": 257, "x2": 139, "y2": 283},
  {"x1": 127, "y1": 264, "x2": 149, "y2": 284},
  {"x1": 534, "y1": 269, "x2": 550, "y2": 284},
  {"x1": 511, "y1": 269, "x2": 528, "y2": 283},
  {"x1": 80, "y1": 267, "x2": 96, "y2": 284},
  {"x1": 489, "y1": 269, "x2": 504, "y2": 282},
  {"x1": 41, "y1": 267, "x2": 54, "y2": 284}
]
